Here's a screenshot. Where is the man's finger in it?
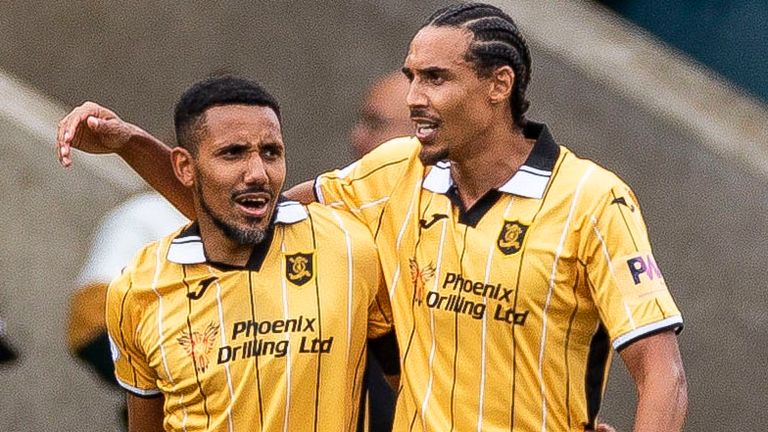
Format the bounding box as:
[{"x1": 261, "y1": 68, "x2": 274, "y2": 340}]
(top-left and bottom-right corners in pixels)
[
  {"x1": 58, "y1": 134, "x2": 72, "y2": 167},
  {"x1": 86, "y1": 115, "x2": 100, "y2": 131},
  {"x1": 57, "y1": 108, "x2": 85, "y2": 144}
]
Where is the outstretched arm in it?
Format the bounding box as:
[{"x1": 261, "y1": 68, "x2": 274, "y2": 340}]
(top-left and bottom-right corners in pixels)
[
  {"x1": 55, "y1": 102, "x2": 196, "y2": 218},
  {"x1": 620, "y1": 330, "x2": 688, "y2": 431}
]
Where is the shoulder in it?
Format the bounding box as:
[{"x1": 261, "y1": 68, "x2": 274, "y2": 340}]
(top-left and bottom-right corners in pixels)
[
  {"x1": 558, "y1": 147, "x2": 636, "y2": 203},
  {"x1": 368, "y1": 136, "x2": 420, "y2": 160},
  {"x1": 332, "y1": 136, "x2": 421, "y2": 179},
  {"x1": 292, "y1": 202, "x2": 377, "y2": 250},
  {"x1": 275, "y1": 201, "x2": 378, "y2": 265},
  {"x1": 303, "y1": 203, "x2": 379, "y2": 266}
]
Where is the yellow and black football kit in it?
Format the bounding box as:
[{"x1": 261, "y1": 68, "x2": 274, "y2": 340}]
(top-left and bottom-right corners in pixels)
[
  {"x1": 106, "y1": 200, "x2": 394, "y2": 432},
  {"x1": 315, "y1": 121, "x2": 683, "y2": 431}
]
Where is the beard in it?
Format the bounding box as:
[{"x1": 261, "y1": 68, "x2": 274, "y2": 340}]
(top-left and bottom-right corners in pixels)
[
  {"x1": 196, "y1": 180, "x2": 268, "y2": 246},
  {"x1": 418, "y1": 145, "x2": 449, "y2": 166}
]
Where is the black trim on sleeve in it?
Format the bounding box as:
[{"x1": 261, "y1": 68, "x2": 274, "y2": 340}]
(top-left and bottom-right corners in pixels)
[
  {"x1": 312, "y1": 177, "x2": 321, "y2": 203},
  {"x1": 124, "y1": 389, "x2": 163, "y2": 399},
  {"x1": 615, "y1": 323, "x2": 684, "y2": 352},
  {"x1": 368, "y1": 331, "x2": 400, "y2": 376}
]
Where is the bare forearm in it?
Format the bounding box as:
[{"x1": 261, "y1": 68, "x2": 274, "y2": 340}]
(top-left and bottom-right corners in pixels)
[
  {"x1": 633, "y1": 370, "x2": 687, "y2": 432},
  {"x1": 117, "y1": 126, "x2": 196, "y2": 218}
]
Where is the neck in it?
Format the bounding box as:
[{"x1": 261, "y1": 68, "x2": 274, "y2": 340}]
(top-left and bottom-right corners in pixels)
[
  {"x1": 196, "y1": 215, "x2": 253, "y2": 267},
  {"x1": 450, "y1": 121, "x2": 532, "y2": 210}
]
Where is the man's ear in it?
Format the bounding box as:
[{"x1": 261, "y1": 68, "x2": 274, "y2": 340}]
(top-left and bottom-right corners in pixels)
[
  {"x1": 489, "y1": 65, "x2": 514, "y2": 105},
  {"x1": 171, "y1": 147, "x2": 195, "y2": 188}
]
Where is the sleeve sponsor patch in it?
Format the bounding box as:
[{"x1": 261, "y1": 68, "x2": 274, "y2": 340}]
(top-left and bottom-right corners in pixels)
[{"x1": 614, "y1": 252, "x2": 668, "y2": 300}]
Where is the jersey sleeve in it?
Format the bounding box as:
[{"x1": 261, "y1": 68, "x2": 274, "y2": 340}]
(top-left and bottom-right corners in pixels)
[
  {"x1": 579, "y1": 181, "x2": 683, "y2": 350},
  {"x1": 314, "y1": 137, "x2": 417, "y2": 229},
  {"x1": 105, "y1": 256, "x2": 161, "y2": 397}
]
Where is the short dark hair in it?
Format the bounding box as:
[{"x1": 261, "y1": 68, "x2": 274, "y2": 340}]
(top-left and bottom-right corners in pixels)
[
  {"x1": 424, "y1": 3, "x2": 531, "y2": 128},
  {"x1": 174, "y1": 76, "x2": 281, "y2": 153}
]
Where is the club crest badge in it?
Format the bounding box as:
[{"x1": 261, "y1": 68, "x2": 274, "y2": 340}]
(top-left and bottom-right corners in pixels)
[
  {"x1": 177, "y1": 322, "x2": 219, "y2": 373},
  {"x1": 497, "y1": 221, "x2": 529, "y2": 255},
  {"x1": 285, "y1": 252, "x2": 314, "y2": 287}
]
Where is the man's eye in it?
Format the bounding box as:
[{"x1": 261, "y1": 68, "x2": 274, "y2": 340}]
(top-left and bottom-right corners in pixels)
[
  {"x1": 427, "y1": 74, "x2": 444, "y2": 85},
  {"x1": 262, "y1": 146, "x2": 282, "y2": 159},
  {"x1": 222, "y1": 147, "x2": 245, "y2": 157}
]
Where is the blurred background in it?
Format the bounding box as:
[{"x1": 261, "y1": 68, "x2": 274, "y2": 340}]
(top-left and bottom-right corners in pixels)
[{"x1": 1, "y1": 0, "x2": 766, "y2": 430}]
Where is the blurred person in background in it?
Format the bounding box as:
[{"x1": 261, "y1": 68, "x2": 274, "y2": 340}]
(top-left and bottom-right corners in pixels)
[
  {"x1": 350, "y1": 71, "x2": 411, "y2": 159},
  {"x1": 66, "y1": 192, "x2": 186, "y2": 427}
]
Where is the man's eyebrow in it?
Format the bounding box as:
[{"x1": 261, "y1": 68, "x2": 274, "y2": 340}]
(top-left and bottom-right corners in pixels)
[
  {"x1": 421, "y1": 66, "x2": 448, "y2": 74},
  {"x1": 405, "y1": 66, "x2": 450, "y2": 76}
]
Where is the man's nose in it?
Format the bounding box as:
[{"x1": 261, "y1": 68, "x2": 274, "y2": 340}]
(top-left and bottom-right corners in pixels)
[
  {"x1": 243, "y1": 154, "x2": 268, "y2": 185},
  {"x1": 406, "y1": 81, "x2": 428, "y2": 108}
]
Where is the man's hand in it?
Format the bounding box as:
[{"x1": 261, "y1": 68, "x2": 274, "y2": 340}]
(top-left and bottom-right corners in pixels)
[
  {"x1": 55, "y1": 101, "x2": 195, "y2": 217},
  {"x1": 56, "y1": 102, "x2": 136, "y2": 167}
]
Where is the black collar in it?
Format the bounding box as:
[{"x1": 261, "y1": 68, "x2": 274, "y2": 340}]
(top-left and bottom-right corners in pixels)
[{"x1": 422, "y1": 120, "x2": 560, "y2": 200}]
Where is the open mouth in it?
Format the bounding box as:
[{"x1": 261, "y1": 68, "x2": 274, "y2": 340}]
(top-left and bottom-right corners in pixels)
[
  {"x1": 234, "y1": 193, "x2": 271, "y2": 217},
  {"x1": 413, "y1": 118, "x2": 440, "y2": 143}
]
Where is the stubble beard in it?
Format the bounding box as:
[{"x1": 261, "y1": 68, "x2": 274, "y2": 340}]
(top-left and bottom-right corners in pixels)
[
  {"x1": 418, "y1": 145, "x2": 449, "y2": 166},
  {"x1": 197, "y1": 181, "x2": 268, "y2": 246}
]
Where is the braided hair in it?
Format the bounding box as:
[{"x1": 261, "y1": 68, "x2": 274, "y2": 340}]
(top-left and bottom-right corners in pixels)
[{"x1": 424, "y1": 3, "x2": 532, "y2": 128}]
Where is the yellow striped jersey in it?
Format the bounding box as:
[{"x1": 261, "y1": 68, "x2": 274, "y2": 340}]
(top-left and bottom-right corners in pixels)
[
  {"x1": 314, "y1": 122, "x2": 682, "y2": 431},
  {"x1": 106, "y1": 200, "x2": 393, "y2": 432}
]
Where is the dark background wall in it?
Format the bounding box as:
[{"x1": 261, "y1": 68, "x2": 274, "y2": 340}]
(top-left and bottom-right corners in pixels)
[
  {"x1": 0, "y1": 1, "x2": 766, "y2": 430},
  {"x1": 598, "y1": 0, "x2": 768, "y2": 104}
]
